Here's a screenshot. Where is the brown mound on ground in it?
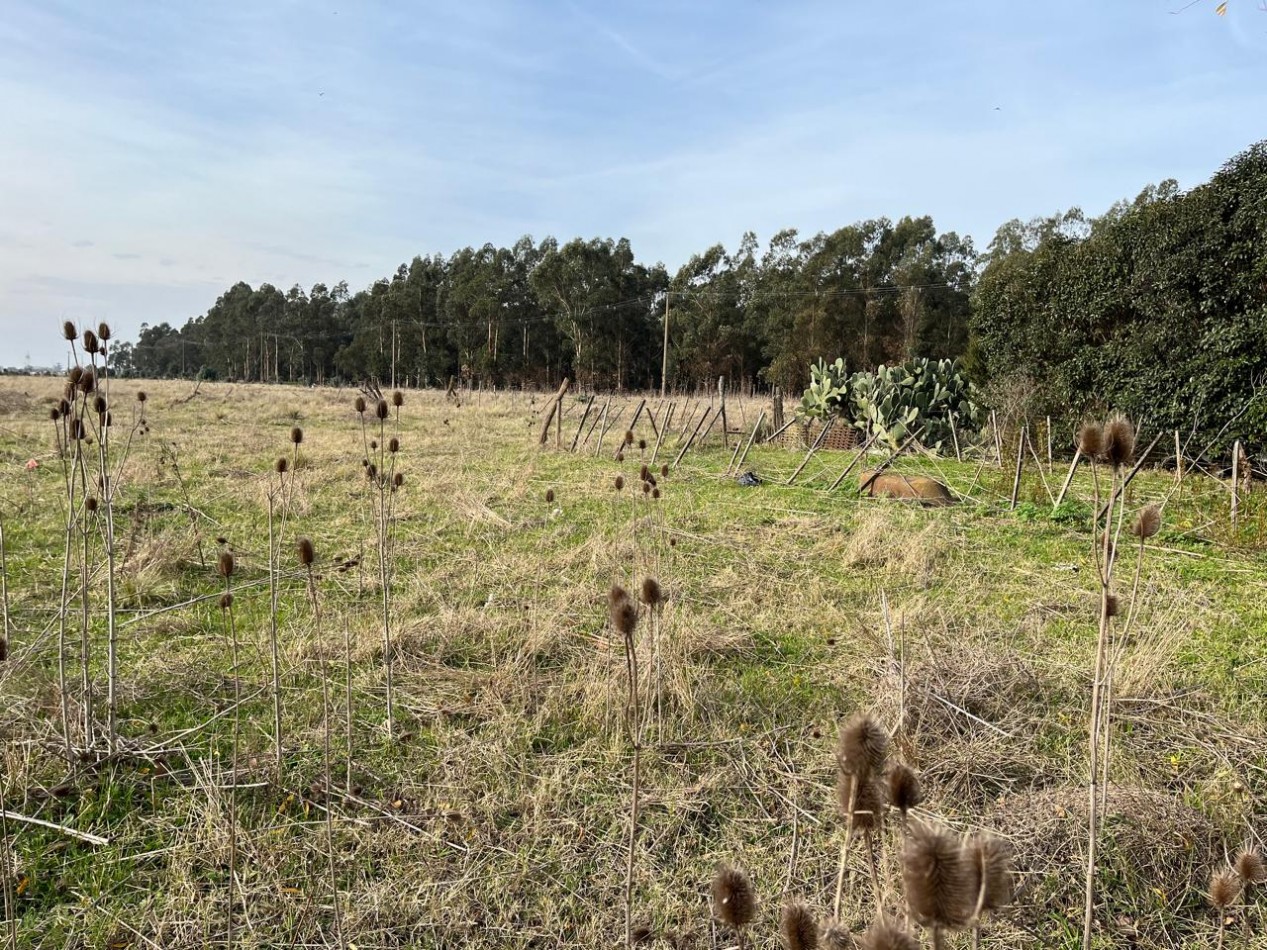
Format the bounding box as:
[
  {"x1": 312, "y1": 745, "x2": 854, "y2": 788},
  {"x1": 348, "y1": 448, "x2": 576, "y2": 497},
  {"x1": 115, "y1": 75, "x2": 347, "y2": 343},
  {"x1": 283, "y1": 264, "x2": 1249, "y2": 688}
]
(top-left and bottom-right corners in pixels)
[{"x1": 860, "y1": 470, "x2": 955, "y2": 506}]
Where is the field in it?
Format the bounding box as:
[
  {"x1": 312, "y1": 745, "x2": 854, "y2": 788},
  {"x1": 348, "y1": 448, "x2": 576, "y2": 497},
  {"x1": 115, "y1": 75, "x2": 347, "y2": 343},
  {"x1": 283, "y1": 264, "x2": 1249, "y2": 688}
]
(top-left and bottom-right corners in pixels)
[{"x1": 1, "y1": 375, "x2": 1265, "y2": 949}]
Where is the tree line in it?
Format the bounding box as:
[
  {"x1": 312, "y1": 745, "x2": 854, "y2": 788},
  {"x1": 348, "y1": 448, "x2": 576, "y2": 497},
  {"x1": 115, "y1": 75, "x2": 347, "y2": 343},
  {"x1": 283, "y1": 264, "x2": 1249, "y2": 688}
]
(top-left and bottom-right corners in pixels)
[{"x1": 111, "y1": 140, "x2": 1266, "y2": 450}]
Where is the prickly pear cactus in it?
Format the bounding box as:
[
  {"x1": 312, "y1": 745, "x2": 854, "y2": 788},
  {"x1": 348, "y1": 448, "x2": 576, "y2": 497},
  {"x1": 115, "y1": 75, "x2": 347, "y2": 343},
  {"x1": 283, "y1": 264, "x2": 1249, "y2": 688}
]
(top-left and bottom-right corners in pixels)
[
  {"x1": 850, "y1": 357, "x2": 980, "y2": 451},
  {"x1": 796, "y1": 357, "x2": 850, "y2": 422}
]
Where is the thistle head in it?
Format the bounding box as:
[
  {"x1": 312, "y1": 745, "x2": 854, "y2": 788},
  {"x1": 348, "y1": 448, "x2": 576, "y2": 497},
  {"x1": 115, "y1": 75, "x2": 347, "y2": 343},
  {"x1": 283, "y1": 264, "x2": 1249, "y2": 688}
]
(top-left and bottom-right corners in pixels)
[
  {"x1": 779, "y1": 900, "x2": 818, "y2": 950},
  {"x1": 388, "y1": 437, "x2": 399, "y2": 454},
  {"x1": 857, "y1": 916, "x2": 919, "y2": 950},
  {"x1": 290, "y1": 426, "x2": 303, "y2": 445},
  {"x1": 965, "y1": 833, "x2": 1014, "y2": 916},
  {"x1": 1209, "y1": 868, "x2": 1241, "y2": 911},
  {"x1": 275, "y1": 457, "x2": 289, "y2": 474},
  {"x1": 68, "y1": 366, "x2": 83, "y2": 385},
  {"x1": 1130, "y1": 504, "x2": 1162, "y2": 540},
  {"x1": 903, "y1": 820, "x2": 973, "y2": 930},
  {"x1": 85, "y1": 496, "x2": 99, "y2": 513},
  {"x1": 1235, "y1": 847, "x2": 1266, "y2": 885},
  {"x1": 82, "y1": 329, "x2": 99, "y2": 354},
  {"x1": 1077, "y1": 421, "x2": 1103, "y2": 459},
  {"x1": 614, "y1": 475, "x2": 624, "y2": 491},
  {"x1": 136, "y1": 391, "x2": 147, "y2": 404},
  {"x1": 376, "y1": 399, "x2": 389, "y2": 420},
  {"x1": 297, "y1": 537, "x2": 315, "y2": 566},
  {"x1": 391, "y1": 390, "x2": 403, "y2": 407},
  {"x1": 609, "y1": 586, "x2": 638, "y2": 637},
  {"x1": 837, "y1": 712, "x2": 888, "y2": 778},
  {"x1": 62, "y1": 320, "x2": 77, "y2": 342},
  {"x1": 354, "y1": 396, "x2": 366, "y2": 413},
  {"x1": 710, "y1": 863, "x2": 756, "y2": 931},
  {"x1": 638, "y1": 438, "x2": 646, "y2": 451},
  {"x1": 1103, "y1": 415, "x2": 1135, "y2": 469},
  {"x1": 640, "y1": 577, "x2": 662, "y2": 607},
  {"x1": 97, "y1": 322, "x2": 111, "y2": 341},
  {"x1": 887, "y1": 763, "x2": 923, "y2": 816}
]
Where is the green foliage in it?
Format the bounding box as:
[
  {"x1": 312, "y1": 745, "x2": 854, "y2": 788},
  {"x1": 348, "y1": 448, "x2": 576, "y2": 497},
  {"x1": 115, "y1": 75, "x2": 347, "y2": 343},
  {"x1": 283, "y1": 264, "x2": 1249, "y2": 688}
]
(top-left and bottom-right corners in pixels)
[
  {"x1": 795, "y1": 357, "x2": 850, "y2": 421},
  {"x1": 849, "y1": 357, "x2": 981, "y2": 450},
  {"x1": 970, "y1": 140, "x2": 1267, "y2": 456}
]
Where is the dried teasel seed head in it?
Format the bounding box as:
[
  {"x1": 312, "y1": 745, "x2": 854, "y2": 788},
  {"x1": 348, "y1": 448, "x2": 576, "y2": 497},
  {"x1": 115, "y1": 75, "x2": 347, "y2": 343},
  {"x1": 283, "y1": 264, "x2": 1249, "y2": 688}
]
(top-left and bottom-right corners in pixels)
[
  {"x1": 136, "y1": 391, "x2": 147, "y2": 403},
  {"x1": 62, "y1": 320, "x2": 77, "y2": 341},
  {"x1": 614, "y1": 475, "x2": 624, "y2": 491},
  {"x1": 215, "y1": 536, "x2": 228, "y2": 545},
  {"x1": 1104, "y1": 415, "x2": 1135, "y2": 469},
  {"x1": 1209, "y1": 868, "x2": 1241, "y2": 910},
  {"x1": 376, "y1": 399, "x2": 389, "y2": 420},
  {"x1": 779, "y1": 900, "x2": 819, "y2": 950},
  {"x1": 840, "y1": 774, "x2": 885, "y2": 833},
  {"x1": 82, "y1": 329, "x2": 99, "y2": 353},
  {"x1": 640, "y1": 464, "x2": 650, "y2": 481},
  {"x1": 58, "y1": 398, "x2": 71, "y2": 415},
  {"x1": 965, "y1": 833, "x2": 1014, "y2": 915},
  {"x1": 297, "y1": 537, "x2": 315, "y2": 566},
  {"x1": 50, "y1": 407, "x2": 60, "y2": 421},
  {"x1": 1077, "y1": 421, "x2": 1103, "y2": 459},
  {"x1": 1235, "y1": 848, "x2": 1266, "y2": 885},
  {"x1": 615, "y1": 451, "x2": 625, "y2": 463},
  {"x1": 93, "y1": 395, "x2": 107, "y2": 414},
  {"x1": 393, "y1": 472, "x2": 404, "y2": 488},
  {"x1": 78, "y1": 368, "x2": 96, "y2": 393},
  {"x1": 652, "y1": 488, "x2": 661, "y2": 499},
  {"x1": 903, "y1": 820, "x2": 974, "y2": 930},
  {"x1": 710, "y1": 863, "x2": 756, "y2": 930},
  {"x1": 388, "y1": 437, "x2": 399, "y2": 453},
  {"x1": 354, "y1": 396, "x2": 366, "y2": 413},
  {"x1": 361, "y1": 458, "x2": 370, "y2": 468},
  {"x1": 638, "y1": 438, "x2": 646, "y2": 450},
  {"x1": 97, "y1": 322, "x2": 111, "y2": 341},
  {"x1": 85, "y1": 496, "x2": 99, "y2": 513},
  {"x1": 1130, "y1": 504, "x2": 1162, "y2": 540},
  {"x1": 610, "y1": 595, "x2": 639, "y2": 638},
  {"x1": 608, "y1": 584, "x2": 631, "y2": 609},
  {"x1": 545, "y1": 488, "x2": 555, "y2": 504},
  {"x1": 857, "y1": 916, "x2": 920, "y2": 950},
  {"x1": 821, "y1": 923, "x2": 853, "y2": 950},
  {"x1": 887, "y1": 763, "x2": 923, "y2": 816},
  {"x1": 218, "y1": 551, "x2": 235, "y2": 577},
  {"x1": 624, "y1": 430, "x2": 634, "y2": 445},
  {"x1": 1105, "y1": 593, "x2": 1119, "y2": 618},
  {"x1": 640, "y1": 577, "x2": 662, "y2": 607},
  {"x1": 642, "y1": 481, "x2": 651, "y2": 494},
  {"x1": 0, "y1": 639, "x2": 7, "y2": 662},
  {"x1": 275, "y1": 457, "x2": 289, "y2": 474},
  {"x1": 290, "y1": 426, "x2": 303, "y2": 445},
  {"x1": 370, "y1": 439, "x2": 378, "y2": 450},
  {"x1": 367, "y1": 463, "x2": 378, "y2": 479},
  {"x1": 68, "y1": 366, "x2": 83, "y2": 384},
  {"x1": 219, "y1": 592, "x2": 234, "y2": 610},
  {"x1": 71, "y1": 418, "x2": 85, "y2": 440},
  {"x1": 660, "y1": 464, "x2": 669, "y2": 478},
  {"x1": 837, "y1": 712, "x2": 888, "y2": 778},
  {"x1": 392, "y1": 390, "x2": 403, "y2": 407},
  {"x1": 669, "y1": 537, "x2": 677, "y2": 547}
]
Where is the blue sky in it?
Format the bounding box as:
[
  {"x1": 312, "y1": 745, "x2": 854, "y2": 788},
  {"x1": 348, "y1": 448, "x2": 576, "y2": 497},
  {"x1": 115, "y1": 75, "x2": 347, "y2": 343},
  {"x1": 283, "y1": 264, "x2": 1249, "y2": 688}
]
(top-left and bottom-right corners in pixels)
[{"x1": 1, "y1": 0, "x2": 1264, "y2": 366}]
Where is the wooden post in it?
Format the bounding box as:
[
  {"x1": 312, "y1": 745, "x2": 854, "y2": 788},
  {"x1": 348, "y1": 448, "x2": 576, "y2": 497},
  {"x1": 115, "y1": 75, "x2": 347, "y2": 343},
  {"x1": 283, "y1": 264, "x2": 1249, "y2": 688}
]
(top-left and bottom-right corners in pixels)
[
  {"x1": 537, "y1": 377, "x2": 570, "y2": 448},
  {"x1": 828, "y1": 432, "x2": 878, "y2": 491},
  {"x1": 772, "y1": 386, "x2": 785, "y2": 432},
  {"x1": 650, "y1": 402, "x2": 673, "y2": 464},
  {"x1": 717, "y1": 376, "x2": 729, "y2": 451},
  {"x1": 1009, "y1": 426, "x2": 1025, "y2": 509},
  {"x1": 787, "y1": 418, "x2": 834, "y2": 485},
  {"x1": 1174, "y1": 429, "x2": 1183, "y2": 485},
  {"x1": 1046, "y1": 416, "x2": 1053, "y2": 472},
  {"x1": 1231, "y1": 439, "x2": 1242, "y2": 531},
  {"x1": 991, "y1": 411, "x2": 1003, "y2": 466},
  {"x1": 660, "y1": 293, "x2": 670, "y2": 398},
  {"x1": 673, "y1": 407, "x2": 713, "y2": 469},
  {"x1": 583, "y1": 395, "x2": 610, "y2": 450},
  {"x1": 731, "y1": 410, "x2": 766, "y2": 475},
  {"x1": 948, "y1": 414, "x2": 962, "y2": 463},
  {"x1": 1026, "y1": 428, "x2": 1055, "y2": 505},
  {"x1": 569, "y1": 394, "x2": 595, "y2": 452}
]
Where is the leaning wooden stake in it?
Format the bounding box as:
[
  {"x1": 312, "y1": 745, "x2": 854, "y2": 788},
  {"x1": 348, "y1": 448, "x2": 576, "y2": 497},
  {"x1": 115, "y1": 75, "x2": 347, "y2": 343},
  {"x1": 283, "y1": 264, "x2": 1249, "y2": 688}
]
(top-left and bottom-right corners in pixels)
[
  {"x1": 536, "y1": 377, "x2": 570, "y2": 447},
  {"x1": 1174, "y1": 429, "x2": 1183, "y2": 485},
  {"x1": 858, "y1": 429, "x2": 924, "y2": 494},
  {"x1": 948, "y1": 413, "x2": 962, "y2": 462},
  {"x1": 569, "y1": 394, "x2": 595, "y2": 452},
  {"x1": 650, "y1": 402, "x2": 673, "y2": 464},
  {"x1": 828, "y1": 432, "x2": 878, "y2": 491},
  {"x1": 672, "y1": 407, "x2": 712, "y2": 469},
  {"x1": 787, "y1": 418, "x2": 835, "y2": 484},
  {"x1": 717, "y1": 376, "x2": 729, "y2": 451},
  {"x1": 1054, "y1": 447, "x2": 1082, "y2": 509},
  {"x1": 1009, "y1": 426, "x2": 1026, "y2": 509},
  {"x1": 762, "y1": 417, "x2": 797, "y2": 445},
  {"x1": 730, "y1": 411, "x2": 766, "y2": 475}
]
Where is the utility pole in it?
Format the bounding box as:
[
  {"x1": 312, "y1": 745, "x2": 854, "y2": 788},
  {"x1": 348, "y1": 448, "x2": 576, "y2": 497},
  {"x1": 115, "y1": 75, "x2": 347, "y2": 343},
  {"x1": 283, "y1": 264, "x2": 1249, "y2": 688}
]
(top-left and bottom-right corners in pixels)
[
  {"x1": 391, "y1": 320, "x2": 398, "y2": 390},
  {"x1": 660, "y1": 292, "x2": 670, "y2": 398}
]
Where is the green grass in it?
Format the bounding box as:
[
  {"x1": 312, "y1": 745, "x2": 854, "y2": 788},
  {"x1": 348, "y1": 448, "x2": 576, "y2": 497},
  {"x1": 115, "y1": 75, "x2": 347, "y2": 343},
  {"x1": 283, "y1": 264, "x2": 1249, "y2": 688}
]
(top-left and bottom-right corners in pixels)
[{"x1": 0, "y1": 377, "x2": 1265, "y2": 948}]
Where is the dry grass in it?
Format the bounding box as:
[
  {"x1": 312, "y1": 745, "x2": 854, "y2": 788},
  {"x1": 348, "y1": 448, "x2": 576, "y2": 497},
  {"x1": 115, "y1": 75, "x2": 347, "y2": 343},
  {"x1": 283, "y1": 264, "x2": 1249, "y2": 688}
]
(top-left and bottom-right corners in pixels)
[{"x1": 0, "y1": 376, "x2": 1264, "y2": 948}]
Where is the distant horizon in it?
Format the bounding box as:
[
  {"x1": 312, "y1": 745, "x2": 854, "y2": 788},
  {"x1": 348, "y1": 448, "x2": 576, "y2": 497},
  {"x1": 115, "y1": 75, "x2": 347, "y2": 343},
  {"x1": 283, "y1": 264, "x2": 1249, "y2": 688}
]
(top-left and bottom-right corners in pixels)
[{"x1": 3, "y1": 1, "x2": 1264, "y2": 363}]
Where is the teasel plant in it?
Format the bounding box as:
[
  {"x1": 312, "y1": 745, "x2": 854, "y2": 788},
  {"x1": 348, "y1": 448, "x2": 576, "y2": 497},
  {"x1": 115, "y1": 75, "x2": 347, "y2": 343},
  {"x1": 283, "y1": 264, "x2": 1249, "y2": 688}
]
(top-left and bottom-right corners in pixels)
[
  {"x1": 639, "y1": 577, "x2": 664, "y2": 734},
  {"x1": 1080, "y1": 415, "x2": 1137, "y2": 948},
  {"x1": 266, "y1": 441, "x2": 300, "y2": 783},
  {"x1": 711, "y1": 863, "x2": 757, "y2": 950},
  {"x1": 1209, "y1": 867, "x2": 1241, "y2": 950},
  {"x1": 50, "y1": 322, "x2": 148, "y2": 758},
  {"x1": 297, "y1": 537, "x2": 345, "y2": 950},
  {"x1": 353, "y1": 389, "x2": 406, "y2": 739},
  {"x1": 609, "y1": 584, "x2": 642, "y2": 950},
  {"x1": 216, "y1": 549, "x2": 241, "y2": 948},
  {"x1": 901, "y1": 820, "x2": 973, "y2": 950},
  {"x1": 833, "y1": 712, "x2": 888, "y2": 919},
  {"x1": 780, "y1": 900, "x2": 819, "y2": 950}
]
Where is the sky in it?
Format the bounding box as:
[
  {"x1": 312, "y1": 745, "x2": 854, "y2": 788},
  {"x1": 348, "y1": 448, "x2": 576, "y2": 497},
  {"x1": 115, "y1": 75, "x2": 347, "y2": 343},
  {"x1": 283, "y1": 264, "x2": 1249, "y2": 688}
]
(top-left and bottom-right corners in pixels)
[{"x1": 1, "y1": 1, "x2": 1264, "y2": 366}]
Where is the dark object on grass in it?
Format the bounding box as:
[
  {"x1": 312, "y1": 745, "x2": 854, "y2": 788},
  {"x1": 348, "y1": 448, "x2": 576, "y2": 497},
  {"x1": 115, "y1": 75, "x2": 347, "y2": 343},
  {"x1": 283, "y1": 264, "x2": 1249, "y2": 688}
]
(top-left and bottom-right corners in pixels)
[{"x1": 737, "y1": 470, "x2": 761, "y2": 486}]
